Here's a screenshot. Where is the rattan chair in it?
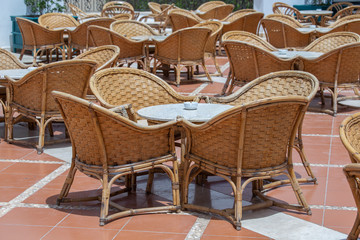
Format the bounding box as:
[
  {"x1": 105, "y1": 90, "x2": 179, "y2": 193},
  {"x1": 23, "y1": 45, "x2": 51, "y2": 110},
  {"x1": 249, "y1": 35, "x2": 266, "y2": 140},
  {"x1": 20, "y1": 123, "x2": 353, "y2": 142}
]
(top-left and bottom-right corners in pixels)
[
  {"x1": 297, "y1": 42, "x2": 360, "y2": 116},
  {"x1": 103, "y1": 1, "x2": 134, "y2": 10},
  {"x1": 181, "y1": 94, "x2": 313, "y2": 230},
  {"x1": 167, "y1": 9, "x2": 202, "y2": 32},
  {"x1": 16, "y1": 17, "x2": 66, "y2": 65},
  {"x1": 328, "y1": 14, "x2": 360, "y2": 28},
  {"x1": 272, "y1": 2, "x2": 316, "y2": 25},
  {"x1": 67, "y1": 3, "x2": 100, "y2": 22},
  {"x1": 53, "y1": 90, "x2": 180, "y2": 226},
  {"x1": 223, "y1": 9, "x2": 257, "y2": 21},
  {"x1": 322, "y1": 5, "x2": 360, "y2": 26},
  {"x1": 112, "y1": 13, "x2": 133, "y2": 21},
  {"x1": 222, "y1": 31, "x2": 277, "y2": 51},
  {"x1": 38, "y1": 13, "x2": 79, "y2": 30},
  {"x1": 303, "y1": 31, "x2": 360, "y2": 53},
  {"x1": 260, "y1": 18, "x2": 313, "y2": 49},
  {"x1": 152, "y1": 27, "x2": 212, "y2": 86},
  {"x1": 110, "y1": 20, "x2": 158, "y2": 37},
  {"x1": 68, "y1": 17, "x2": 116, "y2": 55},
  {"x1": 221, "y1": 40, "x2": 294, "y2": 95},
  {"x1": 87, "y1": 25, "x2": 146, "y2": 68},
  {"x1": 321, "y1": 19, "x2": 360, "y2": 38},
  {"x1": 101, "y1": 6, "x2": 135, "y2": 19},
  {"x1": 222, "y1": 11, "x2": 264, "y2": 35},
  {"x1": 139, "y1": 2, "x2": 175, "y2": 32},
  {"x1": 265, "y1": 14, "x2": 305, "y2": 28},
  {"x1": 197, "y1": 4, "x2": 234, "y2": 20},
  {"x1": 5, "y1": 60, "x2": 97, "y2": 153},
  {"x1": 196, "y1": 1, "x2": 226, "y2": 12},
  {"x1": 207, "y1": 71, "x2": 319, "y2": 186}
]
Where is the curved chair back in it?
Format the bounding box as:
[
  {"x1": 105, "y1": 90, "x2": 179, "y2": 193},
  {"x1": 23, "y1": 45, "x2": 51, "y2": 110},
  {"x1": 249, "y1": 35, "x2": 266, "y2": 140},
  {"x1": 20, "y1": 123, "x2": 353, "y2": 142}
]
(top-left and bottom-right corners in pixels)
[
  {"x1": 329, "y1": 14, "x2": 360, "y2": 28},
  {"x1": 197, "y1": 4, "x2": 234, "y2": 20},
  {"x1": 75, "y1": 45, "x2": 120, "y2": 71},
  {"x1": 340, "y1": 112, "x2": 360, "y2": 163},
  {"x1": 272, "y1": 2, "x2": 314, "y2": 24},
  {"x1": 39, "y1": 13, "x2": 79, "y2": 29},
  {"x1": 67, "y1": 3, "x2": 100, "y2": 22},
  {"x1": 113, "y1": 13, "x2": 133, "y2": 20},
  {"x1": 101, "y1": 6, "x2": 134, "y2": 19},
  {"x1": 0, "y1": 48, "x2": 28, "y2": 69},
  {"x1": 197, "y1": 1, "x2": 226, "y2": 12},
  {"x1": 222, "y1": 31, "x2": 277, "y2": 51},
  {"x1": 168, "y1": 9, "x2": 202, "y2": 31},
  {"x1": 103, "y1": 1, "x2": 134, "y2": 10},
  {"x1": 326, "y1": 19, "x2": 360, "y2": 36},
  {"x1": 265, "y1": 14, "x2": 304, "y2": 28},
  {"x1": 194, "y1": 21, "x2": 223, "y2": 54},
  {"x1": 327, "y1": 2, "x2": 353, "y2": 12},
  {"x1": 110, "y1": 20, "x2": 158, "y2": 37},
  {"x1": 222, "y1": 12, "x2": 264, "y2": 34},
  {"x1": 223, "y1": 9, "x2": 257, "y2": 22}
]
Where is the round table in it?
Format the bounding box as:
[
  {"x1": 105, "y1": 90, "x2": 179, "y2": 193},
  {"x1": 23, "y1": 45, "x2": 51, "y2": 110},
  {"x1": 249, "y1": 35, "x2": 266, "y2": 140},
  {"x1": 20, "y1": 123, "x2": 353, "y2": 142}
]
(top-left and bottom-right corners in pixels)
[{"x1": 137, "y1": 103, "x2": 233, "y2": 123}]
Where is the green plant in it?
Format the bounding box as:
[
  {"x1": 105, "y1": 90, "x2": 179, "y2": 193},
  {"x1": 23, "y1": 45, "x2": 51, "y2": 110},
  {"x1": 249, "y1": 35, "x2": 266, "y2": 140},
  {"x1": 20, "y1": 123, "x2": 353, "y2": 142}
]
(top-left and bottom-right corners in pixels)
[{"x1": 24, "y1": 0, "x2": 66, "y2": 15}]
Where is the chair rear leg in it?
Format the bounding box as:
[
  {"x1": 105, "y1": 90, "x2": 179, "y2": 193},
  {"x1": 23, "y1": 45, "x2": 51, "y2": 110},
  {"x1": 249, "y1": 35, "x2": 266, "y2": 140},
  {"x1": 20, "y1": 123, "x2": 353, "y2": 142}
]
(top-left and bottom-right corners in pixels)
[
  {"x1": 348, "y1": 213, "x2": 360, "y2": 240},
  {"x1": 57, "y1": 163, "x2": 77, "y2": 205}
]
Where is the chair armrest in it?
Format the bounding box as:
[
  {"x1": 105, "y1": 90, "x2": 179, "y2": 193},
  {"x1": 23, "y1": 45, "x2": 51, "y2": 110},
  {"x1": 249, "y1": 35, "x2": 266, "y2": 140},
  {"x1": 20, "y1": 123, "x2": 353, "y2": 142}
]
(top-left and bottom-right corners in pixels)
[{"x1": 109, "y1": 103, "x2": 136, "y2": 122}]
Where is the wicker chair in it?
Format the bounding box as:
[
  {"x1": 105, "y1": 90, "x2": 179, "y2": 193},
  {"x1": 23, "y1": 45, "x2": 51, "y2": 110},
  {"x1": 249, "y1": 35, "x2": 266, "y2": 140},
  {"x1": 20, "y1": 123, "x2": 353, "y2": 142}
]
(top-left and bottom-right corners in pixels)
[
  {"x1": 222, "y1": 31, "x2": 277, "y2": 51},
  {"x1": 5, "y1": 60, "x2": 97, "y2": 153},
  {"x1": 167, "y1": 9, "x2": 202, "y2": 32},
  {"x1": 139, "y1": 2, "x2": 176, "y2": 32},
  {"x1": 152, "y1": 27, "x2": 212, "y2": 86},
  {"x1": 16, "y1": 17, "x2": 67, "y2": 65},
  {"x1": 53, "y1": 91, "x2": 180, "y2": 226},
  {"x1": 222, "y1": 11, "x2": 264, "y2": 35},
  {"x1": 321, "y1": 19, "x2": 360, "y2": 38},
  {"x1": 113, "y1": 13, "x2": 133, "y2": 21},
  {"x1": 196, "y1": 1, "x2": 226, "y2": 12},
  {"x1": 207, "y1": 71, "x2": 319, "y2": 187},
  {"x1": 194, "y1": 21, "x2": 223, "y2": 76},
  {"x1": 68, "y1": 17, "x2": 115, "y2": 55},
  {"x1": 87, "y1": 25, "x2": 146, "y2": 68},
  {"x1": 38, "y1": 13, "x2": 79, "y2": 30},
  {"x1": 321, "y1": 5, "x2": 360, "y2": 26},
  {"x1": 297, "y1": 42, "x2": 360, "y2": 116},
  {"x1": 110, "y1": 20, "x2": 158, "y2": 37},
  {"x1": 196, "y1": 4, "x2": 234, "y2": 20},
  {"x1": 260, "y1": 18, "x2": 313, "y2": 49},
  {"x1": 303, "y1": 31, "x2": 360, "y2": 53},
  {"x1": 221, "y1": 40, "x2": 295, "y2": 95},
  {"x1": 103, "y1": 1, "x2": 134, "y2": 10},
  {"x1": 101, "y1": 6, "x2": 135, "y2": 19},
  {"x1": 67, "y1": 3, "x2": 100, "y2": 22},
  {"x1": 181, "y1": 94, "x2": 313, "y2": 230},
  {"x1": 272, "y1": 2, "x2": 316, "y2": 25},
  {"x1": 223, "y1": 9, "x2": 257, "y2": 21},
  {"x1": 328, "y1": 14, "x2": 360, "y2": 28},
  {"x1": 265, "y1": 14, "x2": 305, "y2": 28}
]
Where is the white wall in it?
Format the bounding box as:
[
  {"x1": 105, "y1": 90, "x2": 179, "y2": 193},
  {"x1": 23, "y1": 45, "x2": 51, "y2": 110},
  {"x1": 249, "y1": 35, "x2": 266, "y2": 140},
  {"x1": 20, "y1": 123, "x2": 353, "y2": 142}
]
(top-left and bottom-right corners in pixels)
[
  {"x1": 0, "y1": 0, "x2": 27, "y2": 49},
  {"x1": 254, "y1": 0, "x2": 306, "y2": 16}
]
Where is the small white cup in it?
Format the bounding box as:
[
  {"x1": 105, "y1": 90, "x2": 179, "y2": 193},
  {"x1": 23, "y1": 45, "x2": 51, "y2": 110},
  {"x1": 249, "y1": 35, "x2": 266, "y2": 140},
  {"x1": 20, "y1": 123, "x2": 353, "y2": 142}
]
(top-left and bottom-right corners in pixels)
[{"x1": 184, "y1": 102, "x2": 198, "y2": 110}]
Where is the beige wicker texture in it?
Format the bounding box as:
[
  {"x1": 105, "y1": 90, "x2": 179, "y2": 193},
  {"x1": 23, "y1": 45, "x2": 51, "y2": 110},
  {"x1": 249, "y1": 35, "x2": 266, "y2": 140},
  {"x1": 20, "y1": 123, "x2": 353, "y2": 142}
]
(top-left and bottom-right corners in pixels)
[
  {"x1": 0, "y1": 48, "x2": 29, "y2": 70},
  {"x1": 101, "y1": 6, "x2": 135, "y2": 19},
  {"x1": 223, "y1": 9, "x2": 257, "y2": 22},
  {"x1": 16, "y1": 17, "x2": 66, "y2": 65},
  {"x1": 167, "y1": 9, "x2": 202, "y2": 32},
  {"x1": 260, "y1": 19, "x2": 313, "y2": 49},
  {"x1": 197, "y1": 1, "x2": 226, "y2": 12},
  {"x1": 103, "y1": 1, "x2": 134, "y2": 10},
  {"x1": 340, "y1": 112, "x2": 360, "y2": 164},
  {"x1": 53, "y1": 91, "x2": 180, "y2": 226},
  {"x1": 322, "y1": 5, "x2": 360, "y2": 26},
  {"x1": 181, "y1": 95, "x2": 312, "y2": 230},
  {"x1": 153, "y1": 27, "x2": 212, "y2": 86},
  {"x1": 221, "y1": 40, "x2": 294, "y2": 94},
  {"x1": 329, "y1": 14, "x2": 360, "y2": 28},
  {"x1": 298, "y1": 42, "x2": 360, "y2": 116},
  {"x1": 222, "y1": 12, "x2": 263, "y2": 35},
  {"x1": 222, "y1": 31, "x2": 277, "y2": 51},
  {"x1": 5, "y1": 60, "x2": 97, "y2": 153},
  {"x1": 327, "y1": 2, "x2": 353, "y2": 12},
  {"x1": 343, "y1": 163, "x2": 360, "y2": 240},
  {"x1": 321, "y1": 19, "x2": 360, "y2": 38},
  {"x1": 194, "y1": 21, "x2": 223, "y2": 76},
  {"x1": 197, "y1": 4, "x2": 234, "y2": 20},
  {"x1": 68, "y1": 17, "x2": 115, "y2": 52},
  {"x1": 147, "y1": 2, "x2": 173, "y2": 22},
  {"x1": 112, "y1": 13, "x2": 133, "y2": 20},
  {"x1": 304, "y1": 31, "x2": 360, "y2": 53},
  {"x1": 67, "y1": 3, "x2": 100, "y2": 22},
  {"x1": 38, "y1": 13, "x2": 79, "y2": 30},
  {"x1": 90, "y1": 67, "x2": 198, "y2": 116},
  {"x1": 87, "y1": 25, "x2": 145, "y2": 68},
  {"x1": 110, "y1": 20, "x2": 158, "y2": 37},
  {"x1": 265, "y1": 14, "x2": 305, "y2": 28},
  {"x1": 272, "y1": 2, "x2": 316, "y2": 25}
]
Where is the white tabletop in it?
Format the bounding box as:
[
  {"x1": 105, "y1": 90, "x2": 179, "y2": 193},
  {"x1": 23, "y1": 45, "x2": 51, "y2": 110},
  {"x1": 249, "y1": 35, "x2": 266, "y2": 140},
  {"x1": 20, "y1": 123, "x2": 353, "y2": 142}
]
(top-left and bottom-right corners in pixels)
[
  {"x1": 53, "y1": 26, "x2": 76, "y2": 31},
  {"x1": 0, "y1": 68, "x2": 35, "y2": 80},
  {"x1": 271, "y1": 50, "x2": 323, "y2": 60},
  {"x1": 137, "y1": 103, "x2": 233, "y2": 123},
  {"x1": 299, "y1": 10, "x2": 333, "y2": 16},
  {"x1": 297, "y1": 27, "x2": 332, "y2": 33},
  {"x1": 131, "y1": 35, "x2": 168, "y2": 42}
]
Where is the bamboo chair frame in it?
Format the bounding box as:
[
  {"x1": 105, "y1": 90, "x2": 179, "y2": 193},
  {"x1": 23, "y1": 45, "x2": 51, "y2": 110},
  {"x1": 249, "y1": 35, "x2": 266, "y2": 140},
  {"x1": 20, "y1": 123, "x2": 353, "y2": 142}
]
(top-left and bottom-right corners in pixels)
[
  {"x1": 196, "y1": 4, "x2": 234, "y2": 20},
  {"x1": 272, "y1": 2, "x2": 316, "y2": 25},
  {"x1": 101, "y1": 6, "x2": 135, "y2": 19},
  {"x1": 222, "y1": 31, "x2": 277, "y2": 51},
  {"x1": 197, "y1": 1, "x2": 226, "y2": 12},
  {"x1": 103, "y1": 1, "x2": 134, "y2": 10},
  {"x1": 222, "y1": 12, "x2": 264, "y2": 35},
  {"x1": 329, "y1": 14, "x2": 360, "y2": 28},
  {"x1": 322, "y1": 5, "x2": 360, "y2": 26},
  {"x1": 167, "y1": 9, "x2": 202, "y2": 32},
  {"x1": 265, "y1": 14, "x2": 305, "y2": 28},
  {"x1": 5, "y1": 60, "x2": 97, "y2": 153},
  {"x1": 320, "y1": 19, "x2": 360, "y2": 39},
  {"x1": 67, "y1": 3, "x2": 100, "y2": 22},
  {"x1": 53, "y1": 91, "x2": 180, "y2": 226},
  {"x1": 110, "y1": 20, "x2": 158, "y2": 37},
  {"x1": 38, "y1": 13, "x2": 79, "y2": 30}
]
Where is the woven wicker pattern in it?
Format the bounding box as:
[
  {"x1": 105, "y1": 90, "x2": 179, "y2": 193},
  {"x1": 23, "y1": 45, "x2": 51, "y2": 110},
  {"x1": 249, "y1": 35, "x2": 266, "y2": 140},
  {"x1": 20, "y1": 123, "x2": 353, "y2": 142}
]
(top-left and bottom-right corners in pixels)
[
  {"x1": 222, "y1": 31, "x2": 277, "y2": 51},
  {"x1": 90, "y1": 67, "x2": 197, "y2": 112},
  {"x1": 101, "y1": 6, "x2": 134, "y2": 19},
  {"x1": 53, "y1": 91, "x2": 179, "y2": 226},
  {"x1": 340, "y1": 113, "x2": 360, "y2": 164},
  {"x1": 272, "y1": 2, "x2": 315, "y2": 25},
  {"x1": 222, "y1": 12, "x2": 264, "y2": 35},
  {"x1": 265, "y1": 14, "x2": 304, "y2": 28},
  {"x1": 69, "y1": 17, "x2": 115, "y2": 51},
  {"x1": 322, "y1": 19, "x2": 360, "y2": 38},
  {"x1": 197, "y1": 1, "x2": 226, "y2": 12},
  {"x1": 67, "y1": 3, "x2": 100, "y2": 22},
  {"x1": 168, "y1": 9, "x2": 202, "y2": 31},
  {"x1": 197, "y1": 4, "x2": 234, "y2": 20},
  {"x1": 329, "y1": 14, "x2": 360, "y2": 28},
  {"x1": 260, "y1": 19, "x2": 313, "y2": 49},
  {"x1": 5, "y1": 60, "x2": 96, "y2": 153},
  {"x1": 0, "y1": 48, "x2": 28, "y2": 70},
  {"x1": 38, "y1": 13, "x2": 79, "y2": 30},
  {"x1": 304, "y1": 32, "x2": 360, "y2": 53},
  {"x1": 110, "y1": 20, "x2": 158, "y2": 37},
  {"x1": 113, "y1": 13, "x2": 132, "y2": 20},
  {"x1": 322, "y1": 5, "x2": 360, "y2": 26},
  {"x1": 223, "y1": 9, "x2": 257, "y2": 22},
  {"x1": 103, "y1": 1, "x2": 134, "y2": 10}
]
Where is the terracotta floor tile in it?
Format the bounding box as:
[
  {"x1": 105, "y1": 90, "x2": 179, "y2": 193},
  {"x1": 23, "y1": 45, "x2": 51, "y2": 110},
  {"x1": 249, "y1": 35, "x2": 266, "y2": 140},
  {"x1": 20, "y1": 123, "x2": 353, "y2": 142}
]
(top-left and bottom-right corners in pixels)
[
  {"x1": 0, "y1": 173, "x2": 44, "y2": 188},
  {"x1": 0, "y1": 207, "x2": 71, "y2": 227},
  {"x1": 20, "y1": 151, "x2": 64, "y2": 162},
  {"x1": 284, "y1": 208, "x2": 324, "y2": 226},
  {"x1": 324, "y1": 209, "x2": 357, "y2": 229},
  {"x1": 0, "y1": 162, "x2": 61, "y2": 175},
  {"x1": 114, "y1": 231, "x2": 187, "y2": 240},
  {"x1": 330, "y1": 137, "x2": 352, "y2": 165},
  {"x1": 42, "y1": 227, "x2": 118, "y2": 240},
  {"x1": 0, "y1": 148, "x2": 36, "y2": 159},
  {"x1": 123, "y1": 214, "x2": 197, "y2": 233},
  {"x1": 0, "y1": 162, "x2": 15, "y2": 172},
  {"x1": 302, "y1": 113, "x2": 333, "y2": 135},
  {"x1": 200, "y1": 82, "x2": 226, "y2": 96},
  {"x1": 0, "y1": 187, "x2": 27, "y2": 202},
  {"x1": 0, "y1": 224, "x2": 52, "y2": 240},
  {"x1": 333, "y1": 115, "x2": 348, "y2": 136}
]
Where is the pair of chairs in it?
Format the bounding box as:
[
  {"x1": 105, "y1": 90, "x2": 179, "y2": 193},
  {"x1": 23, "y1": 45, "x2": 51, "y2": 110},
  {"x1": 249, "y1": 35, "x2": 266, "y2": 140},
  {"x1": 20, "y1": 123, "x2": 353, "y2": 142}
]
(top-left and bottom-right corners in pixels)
[
  {"x1": 322, "y1": 5, "x2": 360, "y2": 26},
  {"x1": 38, "y1": 13, "x2": 79, "y2": 30},
  {"x1": 272, "y1": 2, "x2": 315, "y2": 25},
  {"x1": 53, "y1": 69, "x2": 317, "y2": 229}
]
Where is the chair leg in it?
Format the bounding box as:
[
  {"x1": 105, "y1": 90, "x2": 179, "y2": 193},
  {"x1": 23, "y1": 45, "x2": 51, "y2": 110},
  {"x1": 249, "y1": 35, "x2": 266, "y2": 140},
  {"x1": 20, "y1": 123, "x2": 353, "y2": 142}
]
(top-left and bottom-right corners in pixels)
[
  {"x1": 19, "y1": 48, "x2": 25, "y2": 61},
  {"x1": 234, "y1": 175, "x2": 242, "y2": 231},
  {"x1": 221, "y1": 71, "x2": 232, "y2": 95},
  {"x1": 146, "y1": 169, "x2": 155, "y2": 194},
  {"x1": 5, "y1": 106, "x2": 14, "y2": 142},
  {"x1": 57, "y1": 162, "x2": 77, "y2": 205},
  {"x1": 100, "y1": 172, "x2": 110, "y2": 226},
  {"x1": 201, "y1": 61, "x2": 212, "y2": 83},
  {"x1": 212, "y1": 55, "x2": 222, "y2": 77},
  {"x1": 36, "y1": 116, "x2": 46, "y2": 154},
  {"x1": 174, "y1": 65, "x2": 183, "y2": 87},
  {"x1": 48, "y1": 122, "x2": 54, "y2": 137},
  {"x1": 348, "y1": 213, "x2": 360, "y2": 240},
  {"x1": 287, "y1": 166, "x2": 311, "y2": 215}
]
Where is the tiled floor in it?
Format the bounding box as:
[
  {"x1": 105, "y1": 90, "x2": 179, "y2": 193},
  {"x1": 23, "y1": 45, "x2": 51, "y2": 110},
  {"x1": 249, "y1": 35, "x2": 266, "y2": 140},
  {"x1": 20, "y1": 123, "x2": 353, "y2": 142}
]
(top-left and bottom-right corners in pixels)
[{"x1": 0, "y1": 56, "x2": 358, "y2": 239}]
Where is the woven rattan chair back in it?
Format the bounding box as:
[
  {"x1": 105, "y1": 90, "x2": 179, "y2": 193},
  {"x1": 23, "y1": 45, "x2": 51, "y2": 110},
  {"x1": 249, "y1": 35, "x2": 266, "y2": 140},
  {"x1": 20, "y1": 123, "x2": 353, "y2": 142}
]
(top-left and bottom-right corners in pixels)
[
  {"x1": 103, "y1": 1, "x2": 134, "y2": 10},
  {"x1": 326, "y1": 19, "x2": 360, "y2": 37},
  {"x1": 182, "y1": 94, "x2": 312, "y2": 230},
  {"x1": 197, "y1": 1, "x2": 226, "y2": 12},
  {"x1": 272, "y1": 2, "x2": 315, "y2": 24},
  {"x1": 194, "y1": 21, "x2": 223, "y2": 54},
  {"x1": 67, "y1": 3, "x2": 100, "y2": 22},
  {"x1": 223, "y1": 9, "x2": 257, "y2": 22},
  {"x1": 53, "y1": 90, "x2": 180, "y2": 226},
  {"x1": 260, "y1": 18, "x2": 313, "y2": 49},
  {"x1": 110, "y1": 20, "x2": 157, "y2": 37},
  {"x1": 197, "y1": 4, "x2": 234, "y2": 20},
  {"x1": 222, "y1": 40, "x2": 294, "y2": 94},
  {"x1": 329, "y1": 14, "x2": 360, "y2": 28},
  {"x1": 222, "y1": 31, "x2": 277, "y2": 51},
  {"x1": 265, "y1": 14, "x2": 304, "y2": 28},
  {"x1": 322, "y1": 5, "x2": 360, "y2": 26},
  {"x1": 222, "y1": 12, "x2": 264, "y2": 35},
  {"x1": 327, "y1": 2, "x2": 353, "y2": 12},
  {"x1": 0, "y1": 48, "x2": 28, "y2": 70},
  {"x1": 168, "y1": 9, "x2": 202, "y2": 31},
  {"x1": 304, "y1": 32, "x2": 360, "y2": 53},
  {"x1": 147, "y1": 2, "x2": 173, "y2": 22},
  {"x1": 101, "y1": 6, "x2": 134, "y2": 19},
  {"x1": 38, "y1": 13, "x2": 79, "y2": 30},
  {"x1": 340, "y1": 112, "x2": 360, "y2": 163},
  {"x1": 112, "y1": 13, "x2": 133, "y2": 20}
]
